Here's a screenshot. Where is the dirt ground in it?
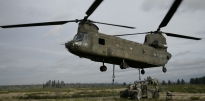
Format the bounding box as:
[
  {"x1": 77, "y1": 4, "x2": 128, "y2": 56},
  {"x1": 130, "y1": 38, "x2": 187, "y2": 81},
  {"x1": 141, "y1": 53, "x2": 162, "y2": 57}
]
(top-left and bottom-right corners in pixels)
[{"x1": 160, "y1": 92, "x2": 205, "y2": 99}]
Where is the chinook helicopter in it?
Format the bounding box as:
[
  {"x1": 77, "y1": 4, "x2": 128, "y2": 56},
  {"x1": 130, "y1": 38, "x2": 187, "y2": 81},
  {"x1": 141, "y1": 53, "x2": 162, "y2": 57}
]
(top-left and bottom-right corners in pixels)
[{"x1": 0, "y1": 0, "x2": 201, "y2": 75}]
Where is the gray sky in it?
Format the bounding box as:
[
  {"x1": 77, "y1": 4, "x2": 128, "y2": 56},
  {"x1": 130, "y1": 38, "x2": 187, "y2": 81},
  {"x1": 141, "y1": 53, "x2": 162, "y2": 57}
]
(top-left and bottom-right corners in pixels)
[{"x1": 0, "y1": 0, "x2": 205, "y2": 85}]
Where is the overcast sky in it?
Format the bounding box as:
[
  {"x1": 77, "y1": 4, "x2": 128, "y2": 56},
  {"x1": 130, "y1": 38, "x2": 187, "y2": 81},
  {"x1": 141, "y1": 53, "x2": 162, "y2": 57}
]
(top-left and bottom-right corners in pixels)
[{"x1": 0, "y1": 0, "x2": 205, "y2": 85}]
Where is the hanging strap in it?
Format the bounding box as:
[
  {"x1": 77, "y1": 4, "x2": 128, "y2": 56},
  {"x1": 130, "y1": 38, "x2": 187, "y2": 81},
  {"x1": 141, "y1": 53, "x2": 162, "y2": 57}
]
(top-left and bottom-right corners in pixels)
[
  {"x1": 139, "y1": 69, "x2": 141, "y2": 80},
  {"x1": 112, "y1": 64, "x2": 115, "y2": 92}
]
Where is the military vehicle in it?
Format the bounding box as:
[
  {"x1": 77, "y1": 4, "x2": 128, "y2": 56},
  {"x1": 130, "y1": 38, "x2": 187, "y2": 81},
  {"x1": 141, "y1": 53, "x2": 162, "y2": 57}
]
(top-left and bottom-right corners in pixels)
[
  {"x1": 120, "y1": 78, "x2": 160, "y2": 100},
  {"x1": 0, "y1": 0, "x2": 201, "y2": 74}
]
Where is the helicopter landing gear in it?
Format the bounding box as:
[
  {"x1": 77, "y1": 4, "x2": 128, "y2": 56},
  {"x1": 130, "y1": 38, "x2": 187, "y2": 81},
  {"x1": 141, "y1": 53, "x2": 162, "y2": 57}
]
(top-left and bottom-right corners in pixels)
[
  {"x1": 120, "y1": 63, "x2": 128, "y2": 69},
  {"x1": 162, "y1": 66, "x2": 167, "y2": 73},
  {"x1": 120, "y1": 59, "x2": 128, "y2": 69},
  {"x1": 138, "y1": 69, "x2": 141, "y2": 80},
  {"x1": 112, "y1": 65, "x2": 115, "y2": 92},
  {"x1": 100, "y1": 61, "x2": 107, "y2": 72},
  {"x1": 100, "y1": 66, "x2": 107, "y2": 72},
  {"x1": 141, "y1": 69, "x2": 145, "y2": 75}
]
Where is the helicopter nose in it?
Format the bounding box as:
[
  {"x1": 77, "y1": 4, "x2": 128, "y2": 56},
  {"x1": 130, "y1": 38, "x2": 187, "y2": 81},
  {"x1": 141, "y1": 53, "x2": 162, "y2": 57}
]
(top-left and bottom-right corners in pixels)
[{"x1": 65, "y1": 41, "x2": 73, "y2": 51}]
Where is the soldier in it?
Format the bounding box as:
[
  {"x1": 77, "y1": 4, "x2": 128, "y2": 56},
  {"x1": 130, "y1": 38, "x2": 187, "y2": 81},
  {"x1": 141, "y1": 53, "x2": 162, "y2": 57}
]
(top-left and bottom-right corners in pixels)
[{"x1": 166, "y1": 91, "x2": 173, "y2": 99}]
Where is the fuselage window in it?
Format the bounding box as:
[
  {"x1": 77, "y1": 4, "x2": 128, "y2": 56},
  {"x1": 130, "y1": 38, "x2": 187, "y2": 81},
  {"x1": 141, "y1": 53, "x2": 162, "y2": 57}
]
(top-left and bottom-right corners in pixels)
[
  {"x1": 86, "y1": 35, "x2": 90, "y2": 41},
  {"x1": 84, "y1": 34, "x2": 91, "y2": 43},
  {"x1": 99, "y1": 38, "x2": 105, "y2": 45}
]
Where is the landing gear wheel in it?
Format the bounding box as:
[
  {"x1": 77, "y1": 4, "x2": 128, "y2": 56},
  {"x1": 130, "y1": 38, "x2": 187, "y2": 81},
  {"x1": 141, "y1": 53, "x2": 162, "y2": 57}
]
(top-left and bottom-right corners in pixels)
[
  {"x1": 162, "y1": 66, "x2": 167, "y2": 73},
  {"x1": 120, "y1": 63, "x2": 128, "y2": 69},
  {"x1": 100, "y1": 66, "x2": 107, "y2": 72},
  {"x1": 141, "y1": 69, "x2": 145, "y2": 75}
]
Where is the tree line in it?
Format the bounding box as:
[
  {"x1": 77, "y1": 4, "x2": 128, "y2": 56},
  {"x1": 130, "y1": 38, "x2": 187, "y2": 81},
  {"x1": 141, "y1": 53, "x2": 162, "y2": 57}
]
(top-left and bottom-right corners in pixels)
[
  {"x1": 189, "y1": 76, "x2": 205, "y2": 84},
  {"x1": 161, "y1": 79, "x2": 185, "y2": 85},
  {"x1": 42, "y1": 80, "x2": 122, "y2": 88},
  {"x1": 43, "y1": 80, "x2": 65, "y2": 88},
  {"x1": 161, "y1": 76, "x2": 205, "y2": 85}
]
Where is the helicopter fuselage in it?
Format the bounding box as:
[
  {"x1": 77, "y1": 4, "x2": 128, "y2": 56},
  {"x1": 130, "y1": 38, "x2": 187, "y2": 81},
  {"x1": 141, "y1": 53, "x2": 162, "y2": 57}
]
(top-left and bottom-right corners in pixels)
[{"x1": 65, "y1": 21, "x2": 172, "y2": 69}]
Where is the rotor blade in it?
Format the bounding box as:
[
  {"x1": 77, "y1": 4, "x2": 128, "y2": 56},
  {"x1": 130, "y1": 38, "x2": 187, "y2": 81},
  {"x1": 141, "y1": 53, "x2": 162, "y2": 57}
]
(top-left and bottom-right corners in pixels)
[
  {"x1": 92, "y1": 21, "x2": 135, "y2": 29},
  {"x1": 158, "y1": 0, "x2": 182, "y2": 30},
  {"x1": 86, "y1": 0, "x2": 103, "y2": 18},
  {"x1": 113, "y1": 33, "x2": 146, "y2": 36},
  {"x1": 163, "y1": 32, "x2": 201, "y2": 40},
  {"x1": 1, "y1": 20, "x2": 77, "y2": 28}
]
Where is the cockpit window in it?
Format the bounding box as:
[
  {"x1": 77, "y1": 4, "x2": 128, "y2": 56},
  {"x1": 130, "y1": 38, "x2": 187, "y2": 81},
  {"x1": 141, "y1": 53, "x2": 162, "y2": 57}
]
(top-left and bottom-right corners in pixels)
[
  {"x1": 84, "y1": 34, "x2": 91, "y2": 41},
  {"x1": 73, "y1": 33, "x2": 86, "y2": 41}
]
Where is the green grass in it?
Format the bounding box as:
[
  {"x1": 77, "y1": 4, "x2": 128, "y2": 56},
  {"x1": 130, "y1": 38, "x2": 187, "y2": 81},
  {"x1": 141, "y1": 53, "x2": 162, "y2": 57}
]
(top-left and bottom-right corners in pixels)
[
  {"x1": 1, "y1": 84, "x2": 205, "y2": 100},
  {"x1": 160, "y1": 84, "x2": 205, "y2": 93},
  {"x1": 190, "y1": 96, "x2": 200, "y2": 100},
  {"x1": 0, "y1": 91, "x2": 9, "y2": 94},
  {"x1": 5, "y1": 86, "x2": 119, "y2": 92},
  {"x1": 7, "y1": 87, "x2": 119, "y2": 100}
]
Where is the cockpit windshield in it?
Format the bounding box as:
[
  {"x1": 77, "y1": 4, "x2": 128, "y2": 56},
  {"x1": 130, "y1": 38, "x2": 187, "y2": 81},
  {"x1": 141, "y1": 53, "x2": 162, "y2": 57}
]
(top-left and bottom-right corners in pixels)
[
  {"x1": 73, "y1": 32, "x2": 91, "y2": 44},
  {"x1": 73, "y1": 33, "x2": 85, "y2": 41}
]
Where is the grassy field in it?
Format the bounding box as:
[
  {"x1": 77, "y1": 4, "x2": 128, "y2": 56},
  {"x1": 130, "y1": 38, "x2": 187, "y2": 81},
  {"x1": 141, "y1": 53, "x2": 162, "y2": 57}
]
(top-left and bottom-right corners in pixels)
[
  {"x1": 160, "y1": 84, "x2": 205, "y2": 93},
  {"x1": 0, "y1": 85, "x2": 205, "y2": 101}
]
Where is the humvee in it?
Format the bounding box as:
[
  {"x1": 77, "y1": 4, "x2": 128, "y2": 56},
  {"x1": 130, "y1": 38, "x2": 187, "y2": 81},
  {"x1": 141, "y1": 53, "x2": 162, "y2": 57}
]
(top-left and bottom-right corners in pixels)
[{"x1": 120, "y1": 79, "x2": 159, "y2": 100}]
